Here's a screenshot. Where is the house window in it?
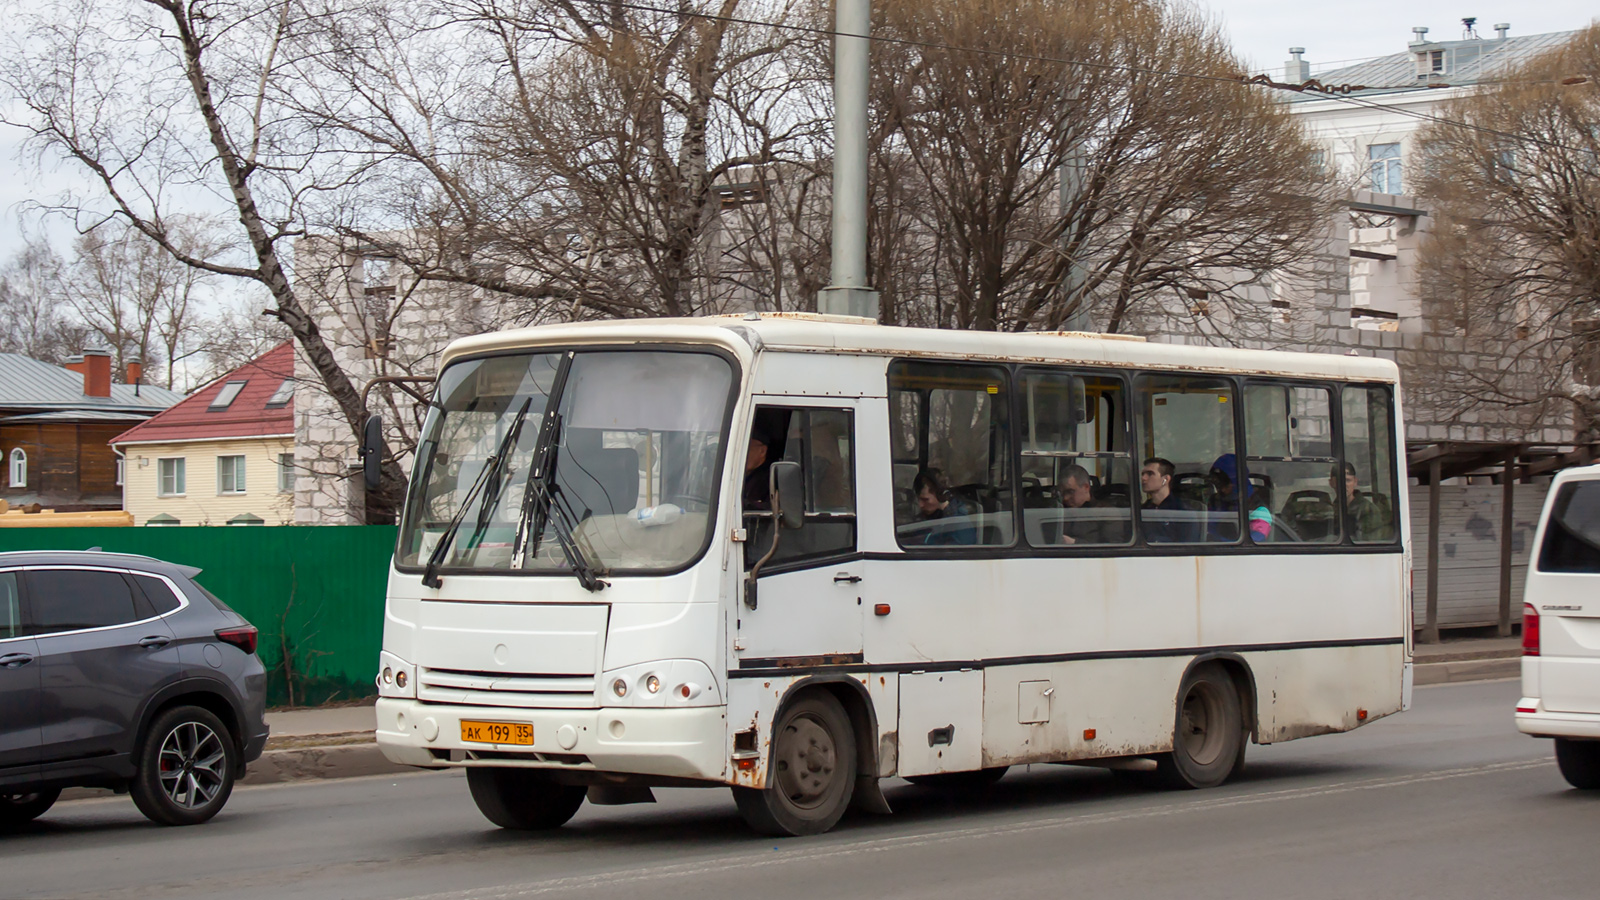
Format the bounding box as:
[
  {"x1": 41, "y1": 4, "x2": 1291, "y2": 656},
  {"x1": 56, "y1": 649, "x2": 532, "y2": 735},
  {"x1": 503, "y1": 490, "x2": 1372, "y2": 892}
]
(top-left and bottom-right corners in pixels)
[
  {"x1": 209, "y1": 381, "x2": 248, "y2": 410},
  {"x1": 1369, "y1": 143, "x2": 1402, "y2": 194},
  {"x1": 158, "y1": 458, "x2": 187, "y2": 496},
  {"x1": 218, "y1": 455, "x2": 247, "y2": 495},
  {"x1": 278, "y1": 453, "x2": 295, "y2": 493},
  {"x1": 265, "y1": 378, "x2": 294, "y2": 409},
  {"x1": 7, "y1": 448, "x2": 24, "y2": 488}
]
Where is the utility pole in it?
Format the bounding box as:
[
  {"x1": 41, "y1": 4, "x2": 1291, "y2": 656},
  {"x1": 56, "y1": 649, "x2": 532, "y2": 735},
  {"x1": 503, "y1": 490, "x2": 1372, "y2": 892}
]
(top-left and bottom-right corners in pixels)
[
  {"x1": 1059, "y1": 136, "x2": 1090, "y2": 332},
  {"x1": 817, "y1": 0, "x2": 878, "y2": 320}
]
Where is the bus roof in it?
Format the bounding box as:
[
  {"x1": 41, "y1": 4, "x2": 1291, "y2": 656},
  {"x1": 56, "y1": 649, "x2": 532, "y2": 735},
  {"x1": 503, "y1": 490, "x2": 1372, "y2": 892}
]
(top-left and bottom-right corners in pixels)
[{"x1": 440, "y1": 313, "x2": 1400, "y2": 383}]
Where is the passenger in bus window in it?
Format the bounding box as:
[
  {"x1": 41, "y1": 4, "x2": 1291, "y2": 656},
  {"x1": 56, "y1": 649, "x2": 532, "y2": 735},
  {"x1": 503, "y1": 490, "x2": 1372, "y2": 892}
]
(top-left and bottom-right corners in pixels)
[
  {"x1": 1206, "y1": 453, "x2": 1273, "y2": 543},
  {"x1": 1058, "y1": 464, "x2": 1111, "y2": 545},
  {"x1": 1206, "y1": 454, "x2": 1244, "y2": 541},
  {"x1": 1140, "y1": 457, "x2": 1195, "y2": 542},
  {"x1": 913, "y1": 468, "x2": 978, "y2": 546},
  {"x1": 742, "y1": 426, "x2": 772, "y2": 511},
  {"x1": 1334, "y1": 462, "x2": 1391, "y2": 542}
]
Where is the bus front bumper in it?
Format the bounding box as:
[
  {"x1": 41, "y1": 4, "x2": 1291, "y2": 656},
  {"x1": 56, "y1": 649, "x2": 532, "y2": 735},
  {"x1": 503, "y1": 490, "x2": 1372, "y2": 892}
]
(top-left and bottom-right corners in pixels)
[{"x1": 374, "y1": 699, "x2": 729, "y2": 781}]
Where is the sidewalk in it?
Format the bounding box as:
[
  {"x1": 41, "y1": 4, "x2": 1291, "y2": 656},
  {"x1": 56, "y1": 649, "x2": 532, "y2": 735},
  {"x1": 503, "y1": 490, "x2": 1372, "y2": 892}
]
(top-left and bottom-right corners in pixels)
[{"x1": 1412, "y1": 635, "x2": 1523, "y2": 686}]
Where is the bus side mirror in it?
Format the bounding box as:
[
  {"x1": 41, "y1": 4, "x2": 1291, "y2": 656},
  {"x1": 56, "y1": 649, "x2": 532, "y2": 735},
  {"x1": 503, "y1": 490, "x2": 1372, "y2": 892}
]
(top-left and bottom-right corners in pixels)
[
  {"x1": 771, "y1": 460, "x2": 804, "y2": 530},
  {"x1": 361, "y1": 414, "x2": 385, "y2": 492}
]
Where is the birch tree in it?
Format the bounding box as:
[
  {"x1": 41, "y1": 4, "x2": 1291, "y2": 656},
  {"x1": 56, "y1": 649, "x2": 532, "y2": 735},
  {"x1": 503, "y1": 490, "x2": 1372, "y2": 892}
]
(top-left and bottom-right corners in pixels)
[{"x1": 4, "y1": 0, "x2": 409, "y2": 520}]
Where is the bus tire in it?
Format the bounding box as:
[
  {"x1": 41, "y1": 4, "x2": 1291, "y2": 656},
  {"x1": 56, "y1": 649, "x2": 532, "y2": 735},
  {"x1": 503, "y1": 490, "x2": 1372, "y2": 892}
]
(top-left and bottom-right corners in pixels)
[
  {"x1": 905, "y1": 767, "x2": 1009, "y2": 790},
  {"x1": 1554, "y1": 739, "x2": 1600, "y2": 789},
  {"x1": 733, "y1": 692, "x2": 857, "y2": 836},
  {"x1": 1155, "y1": 664, "x2": 1244, "y2": 790},
  {"x1": 466, "y1": 767, "x2": 587, "y2": 830}
]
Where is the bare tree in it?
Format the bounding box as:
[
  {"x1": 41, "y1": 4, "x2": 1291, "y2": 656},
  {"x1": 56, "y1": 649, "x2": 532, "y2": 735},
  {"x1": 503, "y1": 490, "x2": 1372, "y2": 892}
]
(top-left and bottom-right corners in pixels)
[
  {"x1": 868, "y1": 0, "x2": 1327, "y2": 333},
  {"x1": 1413, "y1": 25, "x2": 1600, "y2": 438},
  {"x1": 196, "y1": 290, "x2": 294, "y2": 387},
  {"x1": 0, "y1": 233, "x2": 87, "y2": 363},
  {"x1": 62, "y1": 219, "x2": 217, "y2": 387},
  {"x1": 286, "y1": 0, "x2": 824, "y2": 319},
  {"x1": 4, "y1": 0, "x2": 407, "y2": 521}
]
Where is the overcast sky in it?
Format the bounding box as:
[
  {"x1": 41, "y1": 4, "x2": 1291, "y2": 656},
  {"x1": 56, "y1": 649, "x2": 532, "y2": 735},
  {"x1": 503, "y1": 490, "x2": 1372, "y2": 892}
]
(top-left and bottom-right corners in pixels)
[
  {"x1": 2, "y1": 2, "x2": 1596, "y2": 262},
  {"x1": 1205, "y1": 0, "x2": 1597, "y2": 76}
]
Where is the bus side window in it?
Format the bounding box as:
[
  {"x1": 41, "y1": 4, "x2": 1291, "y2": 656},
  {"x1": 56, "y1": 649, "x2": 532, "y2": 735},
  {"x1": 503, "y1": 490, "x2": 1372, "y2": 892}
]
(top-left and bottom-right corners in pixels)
[
  {"x1": 1244, "y1": 383, "x2": 1340, "y2": 544},
  {"x1": 888, "y1": 361, "x2": 1015, "y2": 548},
  {"x1": 1340, "y1": 386, "x2": 1399, "y2": 543},
  {"x1": 1019, "y1": 369, "x2": 1133, "y2": 547},
  {"x1": 1135, "y1": 375, "x2": 1241, "y2": 544},
  {"x1": 744, "y1": 407, "x2": 857, "y2": 567}
]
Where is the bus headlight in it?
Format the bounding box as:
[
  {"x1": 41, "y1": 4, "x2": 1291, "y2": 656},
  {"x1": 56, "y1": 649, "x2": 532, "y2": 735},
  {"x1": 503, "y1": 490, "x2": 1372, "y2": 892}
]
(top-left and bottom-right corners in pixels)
[
  {"x1": 600, "y1": 660, "x2": 720, "y2": 708},
  {"x1": 378, "y1": 651, "x2": 417, "y2": 699}
]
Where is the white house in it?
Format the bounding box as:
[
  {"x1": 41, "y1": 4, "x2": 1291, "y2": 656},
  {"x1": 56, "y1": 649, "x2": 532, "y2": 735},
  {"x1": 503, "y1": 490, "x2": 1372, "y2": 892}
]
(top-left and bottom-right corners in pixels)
[{"x1": 1282, "y1": 22, "x2": 1578, "y2": 323}]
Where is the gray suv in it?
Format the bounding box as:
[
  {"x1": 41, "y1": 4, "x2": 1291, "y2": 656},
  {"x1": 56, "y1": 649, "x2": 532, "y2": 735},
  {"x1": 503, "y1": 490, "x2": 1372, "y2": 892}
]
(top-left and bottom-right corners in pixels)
[{"x1": 0, "y1": 551, "x2": 268, "y2": 826}]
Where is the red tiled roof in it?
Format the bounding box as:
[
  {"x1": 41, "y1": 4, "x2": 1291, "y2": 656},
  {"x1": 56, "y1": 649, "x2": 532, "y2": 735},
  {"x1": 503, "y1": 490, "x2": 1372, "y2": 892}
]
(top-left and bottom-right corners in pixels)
[{"x1": 111, "y1": 342, "x2": 296, "y2": 445}]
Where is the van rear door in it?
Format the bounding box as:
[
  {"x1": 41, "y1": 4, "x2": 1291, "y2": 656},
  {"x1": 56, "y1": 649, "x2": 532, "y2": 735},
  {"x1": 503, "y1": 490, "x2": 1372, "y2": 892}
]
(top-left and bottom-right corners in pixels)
[{"x1": 1530, "y1": 477, "x2": 1600, "y2": 714}]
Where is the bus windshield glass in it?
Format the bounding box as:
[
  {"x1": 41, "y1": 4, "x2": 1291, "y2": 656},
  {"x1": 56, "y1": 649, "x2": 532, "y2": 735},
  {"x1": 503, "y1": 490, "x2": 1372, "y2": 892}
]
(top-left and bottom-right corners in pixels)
[{"x1": 398, "y1": 349, "x2": 735, "y2": 575}]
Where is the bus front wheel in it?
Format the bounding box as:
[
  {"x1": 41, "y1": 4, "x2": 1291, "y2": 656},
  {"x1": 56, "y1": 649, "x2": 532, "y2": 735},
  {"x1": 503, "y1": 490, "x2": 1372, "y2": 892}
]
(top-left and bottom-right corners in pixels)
[
  {"x1": 466, "y1": 767, "x2": 586, "y2": 830},
  {"x1": 733, "y1": 693, "x2": 857, "y2": 836},
  {"x1": 1156, "y1": 664, "x2": 1245, "y2": 790}
]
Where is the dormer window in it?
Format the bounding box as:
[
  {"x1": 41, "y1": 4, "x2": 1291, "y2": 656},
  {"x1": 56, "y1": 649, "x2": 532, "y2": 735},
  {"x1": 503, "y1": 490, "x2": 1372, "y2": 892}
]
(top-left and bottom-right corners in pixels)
[
  {"x1": 209, "y1": 380, "x2": 247, "y2": 410},
  {"x1": 1430, "y1": 49, "x2": 1445, "y2": 73},
  {"x1": 265, "y1": 378, "x2": 294, "y2": 409}
]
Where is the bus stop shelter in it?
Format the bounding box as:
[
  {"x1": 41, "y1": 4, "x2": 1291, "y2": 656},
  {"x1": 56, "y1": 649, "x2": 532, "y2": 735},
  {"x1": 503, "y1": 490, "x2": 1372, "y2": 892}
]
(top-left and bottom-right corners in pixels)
[{"x1": 1407, "y1": 441, "x2": 1597, "y2": 643}]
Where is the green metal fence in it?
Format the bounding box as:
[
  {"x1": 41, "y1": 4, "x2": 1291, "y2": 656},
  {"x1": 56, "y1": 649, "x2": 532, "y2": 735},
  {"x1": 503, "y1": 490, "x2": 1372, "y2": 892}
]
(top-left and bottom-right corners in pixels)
[{"x1": 0, "y1": 526, "x2": 397, "y2": 707}]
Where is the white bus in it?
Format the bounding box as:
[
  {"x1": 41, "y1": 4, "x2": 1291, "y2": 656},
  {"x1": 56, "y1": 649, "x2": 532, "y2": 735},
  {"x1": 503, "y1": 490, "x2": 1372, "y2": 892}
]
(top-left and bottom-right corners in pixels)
[{"x1": 373, "y1": 313, "x2": 1411, "y2": 836}]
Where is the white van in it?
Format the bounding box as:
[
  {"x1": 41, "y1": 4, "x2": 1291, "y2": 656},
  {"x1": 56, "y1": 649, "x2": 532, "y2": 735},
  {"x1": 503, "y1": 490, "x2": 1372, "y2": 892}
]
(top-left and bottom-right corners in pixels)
[{"x1": 1516, "y1": 464, "x2": 1600, "y2": 788}]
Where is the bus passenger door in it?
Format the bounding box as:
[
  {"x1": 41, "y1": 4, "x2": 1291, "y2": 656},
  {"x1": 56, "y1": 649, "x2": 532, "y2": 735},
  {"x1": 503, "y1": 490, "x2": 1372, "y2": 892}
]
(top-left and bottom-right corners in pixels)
[{"x1": 736, "y1": 404, "x2": 864, "y2": 666}]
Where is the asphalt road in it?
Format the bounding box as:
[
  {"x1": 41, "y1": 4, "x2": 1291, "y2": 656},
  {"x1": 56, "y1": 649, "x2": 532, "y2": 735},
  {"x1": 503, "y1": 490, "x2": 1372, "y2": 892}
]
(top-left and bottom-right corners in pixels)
[{"x1": 4, "y1": 679, "x2": 1595, "y2": 900}]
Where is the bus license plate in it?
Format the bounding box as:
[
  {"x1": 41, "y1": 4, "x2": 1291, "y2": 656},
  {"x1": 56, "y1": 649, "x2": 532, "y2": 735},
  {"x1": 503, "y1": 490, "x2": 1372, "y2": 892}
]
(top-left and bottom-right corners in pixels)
[{"x1": 460, "y1": 720, "x2": 534, "y2": 745}]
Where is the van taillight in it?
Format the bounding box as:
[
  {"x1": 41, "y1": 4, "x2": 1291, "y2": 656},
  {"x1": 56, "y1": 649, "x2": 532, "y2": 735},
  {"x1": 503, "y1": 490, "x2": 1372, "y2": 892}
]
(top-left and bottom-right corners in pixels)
[
  {"x1": 1522, "y1": 604, "x2": 1540, "y2": 657},
  {"x1": 216, "y1": 625, "x2": 259, "y2": 655}
]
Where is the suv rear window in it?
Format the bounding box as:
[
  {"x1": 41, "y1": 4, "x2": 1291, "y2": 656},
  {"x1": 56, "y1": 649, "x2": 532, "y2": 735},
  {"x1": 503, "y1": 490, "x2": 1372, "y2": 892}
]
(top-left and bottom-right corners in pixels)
[
  {"x1": 131, "y1": 574, "x2": 184, "y2": 615},
  {"x1": 1538, "y1": 481, "x2": 1600, "y2": 573},
  {"x1": 195, "y1": 582, "x2": 238, "y2": 615}
]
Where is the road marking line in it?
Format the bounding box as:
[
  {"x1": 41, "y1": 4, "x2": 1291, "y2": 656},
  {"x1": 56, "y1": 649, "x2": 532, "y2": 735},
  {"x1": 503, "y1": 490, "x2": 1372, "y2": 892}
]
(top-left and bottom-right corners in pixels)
[{"x1": 398, "y1": 757, "x2": 1553, "y2": 900}]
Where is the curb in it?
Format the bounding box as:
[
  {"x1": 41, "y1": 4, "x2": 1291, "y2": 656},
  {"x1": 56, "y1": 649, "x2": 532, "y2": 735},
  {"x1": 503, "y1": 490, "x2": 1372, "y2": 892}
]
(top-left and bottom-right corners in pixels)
[
  {"x1": 1414, "y1": 656, "x2": 1520, "y2": 685},
  {"x1": 242, "y1": 742, "x2": 414, "y2": 785}
]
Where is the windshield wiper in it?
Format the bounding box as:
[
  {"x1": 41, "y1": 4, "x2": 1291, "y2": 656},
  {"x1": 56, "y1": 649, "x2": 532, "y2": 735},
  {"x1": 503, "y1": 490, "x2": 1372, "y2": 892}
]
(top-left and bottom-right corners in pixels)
[
  {"x1": 421, "y1": 396, "x2": 534, "y2": 589},
  {"x1": 510, "y1": 352, "x2": 607, "y2": 592},
  {"x1": 517, "y1": 415, "x2": 607, "y2": 592}
]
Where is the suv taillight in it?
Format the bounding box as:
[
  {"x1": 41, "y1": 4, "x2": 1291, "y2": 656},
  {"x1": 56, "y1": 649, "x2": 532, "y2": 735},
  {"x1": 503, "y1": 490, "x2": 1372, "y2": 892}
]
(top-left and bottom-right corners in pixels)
[
  {"x1": 216, "y1": 625, "x2": 259, "y2": 655},
  {"x1": 1522, "y1": 603, "x2": 1540, "y2": 657}
]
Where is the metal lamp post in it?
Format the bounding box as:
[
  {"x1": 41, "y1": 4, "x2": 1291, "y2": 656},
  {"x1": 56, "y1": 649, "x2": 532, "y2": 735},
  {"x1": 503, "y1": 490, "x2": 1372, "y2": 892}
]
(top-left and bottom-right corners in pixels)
[{"x1": 816, "y1": 0, "x2": 879, "y2": 319}]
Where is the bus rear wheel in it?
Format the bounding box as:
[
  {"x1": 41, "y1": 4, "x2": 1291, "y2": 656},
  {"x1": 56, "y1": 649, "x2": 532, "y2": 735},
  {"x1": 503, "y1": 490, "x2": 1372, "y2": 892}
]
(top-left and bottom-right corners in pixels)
[
  {"x1": 733, "y1": 693, "x2": 857, "y2": 836},
  {"x1": 1555, "y1": 738, "x2": 1600, "y2": 789},
  {"x1": 466, "y1": 767, "x2": 587, "y2": 830},
  {"x1": 1156, "y1": 664, "x2": 1245, "y2": 790}
]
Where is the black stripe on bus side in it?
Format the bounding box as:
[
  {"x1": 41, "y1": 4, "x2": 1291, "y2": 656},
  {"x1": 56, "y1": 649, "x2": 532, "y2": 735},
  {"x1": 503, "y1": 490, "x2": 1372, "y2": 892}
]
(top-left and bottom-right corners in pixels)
[{"x1": 729, "y1": 635, "x2": 1405, "y2": 678}]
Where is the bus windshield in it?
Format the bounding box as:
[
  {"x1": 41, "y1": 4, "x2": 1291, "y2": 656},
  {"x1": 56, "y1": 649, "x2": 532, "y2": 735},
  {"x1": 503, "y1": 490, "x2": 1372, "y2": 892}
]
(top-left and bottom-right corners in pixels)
[{"x1": 398, "y1": 349, "x2": 735, "y2": 576}]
